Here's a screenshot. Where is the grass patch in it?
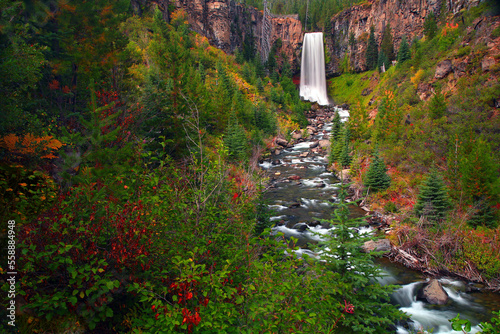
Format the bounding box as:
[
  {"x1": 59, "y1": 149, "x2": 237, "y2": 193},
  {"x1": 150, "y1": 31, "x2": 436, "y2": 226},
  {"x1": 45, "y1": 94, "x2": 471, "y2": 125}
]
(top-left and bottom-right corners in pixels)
[{"x1": 328, "y1": 70, "x2": 375, "y2": 106}]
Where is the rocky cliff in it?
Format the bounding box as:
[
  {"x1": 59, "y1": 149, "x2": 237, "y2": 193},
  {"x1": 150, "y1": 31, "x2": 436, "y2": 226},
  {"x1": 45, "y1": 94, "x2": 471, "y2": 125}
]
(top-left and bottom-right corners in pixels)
[
  {"x1": 326, "y1": 0, "x2": 481, "y2": 75},
  {"x1": 172, "y1": 0, "x2": 303, "y2": 70}
]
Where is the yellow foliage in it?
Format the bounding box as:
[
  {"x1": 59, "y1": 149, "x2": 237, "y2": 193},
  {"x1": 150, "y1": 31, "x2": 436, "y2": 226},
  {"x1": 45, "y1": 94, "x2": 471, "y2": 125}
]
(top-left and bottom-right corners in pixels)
[
  {"x1": 277, "y1": 114, "x2": 300, "y2": 136},
  {"x1": 410, "y1": 69, "x2": 425, "y2": 88}
]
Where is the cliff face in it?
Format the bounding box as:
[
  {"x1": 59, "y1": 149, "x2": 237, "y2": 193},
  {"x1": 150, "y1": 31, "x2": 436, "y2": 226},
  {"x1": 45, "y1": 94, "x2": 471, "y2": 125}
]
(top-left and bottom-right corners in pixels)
[
  {"x1": 173, "y1": 0, "x2": 303, "y2": 70},
  {"x1": 326, "y1": 0, "x2": 481, "y2": 75}
]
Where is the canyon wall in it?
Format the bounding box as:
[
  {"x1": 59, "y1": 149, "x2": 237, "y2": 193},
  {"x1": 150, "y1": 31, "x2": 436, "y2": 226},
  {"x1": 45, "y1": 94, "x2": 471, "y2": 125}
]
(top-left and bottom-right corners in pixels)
[
  {"x1": 140, "y1": 0, "x2": 483, "y2": 75},
  {"x1": 172, "y1": 0, "x2": 303, "y2": 70},
  {"x1": 326, "y1": 0, "x2": 481, "y2": 75}
]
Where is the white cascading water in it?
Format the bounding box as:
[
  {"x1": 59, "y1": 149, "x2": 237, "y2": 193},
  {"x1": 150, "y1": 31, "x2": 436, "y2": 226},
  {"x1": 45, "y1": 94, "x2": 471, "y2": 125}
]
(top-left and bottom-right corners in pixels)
[{"x1": 300, "y1": 32, "x2": 330, "y2": 105}]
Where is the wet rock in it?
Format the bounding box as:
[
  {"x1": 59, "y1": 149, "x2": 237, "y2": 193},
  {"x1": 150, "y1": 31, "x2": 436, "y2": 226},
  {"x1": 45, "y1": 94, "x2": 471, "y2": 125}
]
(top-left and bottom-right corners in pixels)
[
  {"x1": 315, "y1": 183, "x2": 326, "y2": 188},
  {"x1": 274, "y1": 172, "x2": 281, "y2": 177},
  {"x1": 299, "y1": 152, "x2": 309, "y2": 158},
  {"x1": 362, "y1": 239, "x2": 392, "y2": 253},
  {"x1": 417, "y1": 279, "x2": 449, "y2": 305},
  {"x1": 435, "y1": 59, "x2": 452, "y2": 79},
  {"x1": 309, "y1": 141, "x2": 319, "y2": 149},
  {"x1": 273, "y1": 149, "x2": 281, "y2": 155},
  {"x1": 272, "y1": 160, "x2": 281, "y2": 165},
  {"x1": 288, "y1": 175, "x2": 301, "y2": 181},
  {"x1": 308, "y1": 220, "x2": 321, "y2": 227},
  {"x1": 339, "y1": 103, "x2": 350, "y2": 110},
  {"x1": 289, "y1": 202, "x2": 301, "y2": 208},
  {"x1": 292, "y1": 223, "x2": 309, "y2": 232}
]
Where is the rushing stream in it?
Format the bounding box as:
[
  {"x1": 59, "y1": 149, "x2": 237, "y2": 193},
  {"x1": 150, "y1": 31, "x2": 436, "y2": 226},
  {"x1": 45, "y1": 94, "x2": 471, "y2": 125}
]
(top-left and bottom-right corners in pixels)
[{"x1": 259, "y1": 107, "x2": 500, "y2": 334}]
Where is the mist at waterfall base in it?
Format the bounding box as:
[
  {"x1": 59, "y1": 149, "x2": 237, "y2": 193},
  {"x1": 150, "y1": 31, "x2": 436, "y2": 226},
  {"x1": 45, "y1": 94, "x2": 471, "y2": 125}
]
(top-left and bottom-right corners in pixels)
[
  {"x1": 300, "y1": 32, "x2": 330, "y2": 106},
  {"x1": 259, "y1": 111, "x2": 500, "y2": 334}
]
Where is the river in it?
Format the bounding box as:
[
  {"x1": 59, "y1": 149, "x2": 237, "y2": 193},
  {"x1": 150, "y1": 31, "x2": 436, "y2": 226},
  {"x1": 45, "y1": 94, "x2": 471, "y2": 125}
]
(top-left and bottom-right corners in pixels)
[{"x1": 259, "y1": 107, "x2": 500, "y2": 334}]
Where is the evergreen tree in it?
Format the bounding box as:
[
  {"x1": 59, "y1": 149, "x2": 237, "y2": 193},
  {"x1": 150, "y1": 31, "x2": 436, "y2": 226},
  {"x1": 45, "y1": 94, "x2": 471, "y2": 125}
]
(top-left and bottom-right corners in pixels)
[
  {"x1": 424, "y1": 11, "x2": 438, "y2": 40},
  {"x1": 224, "y1": 111, "x2": 248, "y2": 162},
  {"x1": 364, "y1": 152, "x2": 391, "y2": 192},
  {"x1": 377, "y1": 50, "x2": 389, "y2": 72},
  {"x1": 380, "y1": 24, "x2": 395, "y2": 62},
  {"x1": 256, "y1": 77, "x2": 264, "y2": 92},
  {"x1": 340, "y1": 140, "x2": 351, "y2": 168},
  {"x1": 429, "y1": 90, "x2": 447, "y2": 119},
  {"x1": 414, "y1": 169, "x2": 451, "y2": 223},
  {"x1": 331, "y1": 111, "x2": 342, "y2": 141},
  {"x1": 468, "y1": 198, "x2": 497, "y2": 229},
  {"x1": 397, "y1": 35, "x2": 411, "y2": 64},
  {"x1": 365, "y1": 26, "x2": 378, "y2": 70},
  {"x1": 312, "y1": 184, "x2": 406, "y2": 332}
]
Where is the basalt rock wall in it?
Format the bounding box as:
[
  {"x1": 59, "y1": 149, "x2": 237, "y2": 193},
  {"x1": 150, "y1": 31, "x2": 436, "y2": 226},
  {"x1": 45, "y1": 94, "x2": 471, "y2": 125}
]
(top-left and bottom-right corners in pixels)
[
  {"x1": 326, "y1": 0, "x2": 481, "y2": 75},
  {"x1": 172, "y1": 0, "x2": 303, "y2": 70}
]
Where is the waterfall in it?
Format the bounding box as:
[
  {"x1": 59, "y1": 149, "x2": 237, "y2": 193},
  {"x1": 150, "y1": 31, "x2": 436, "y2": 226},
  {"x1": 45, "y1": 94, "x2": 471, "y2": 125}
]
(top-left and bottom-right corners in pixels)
[{"x1": 300, "y1": 32, "x2": 329, "y2": 106}]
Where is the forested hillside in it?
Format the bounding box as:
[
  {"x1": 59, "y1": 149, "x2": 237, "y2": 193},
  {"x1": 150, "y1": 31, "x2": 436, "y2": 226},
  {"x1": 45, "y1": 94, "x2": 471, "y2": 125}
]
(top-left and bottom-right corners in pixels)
[
  {"x1": 327, "y1": 0, "x2": 500, "y2": 289},
  {"x1": 1, "y1": 0, "x2": 500, "y2": 333},
  {"x1": 0, "y1": 1, "x2": 402, "y2": 333}
]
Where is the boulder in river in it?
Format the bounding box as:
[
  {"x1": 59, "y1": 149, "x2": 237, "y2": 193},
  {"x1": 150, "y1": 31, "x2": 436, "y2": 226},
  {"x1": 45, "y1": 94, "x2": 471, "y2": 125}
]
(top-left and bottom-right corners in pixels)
[
  {"x1": 289, "y1": 202, "x2": 301, "y2": 208},
  {"x1": 288, "y1": 175, "x2": 301, "y2": 181},
  {"x1": 319, "y1": 140, "x2": 330, "y2": 148},
  {"x1": 299, "y1": 151, "x2": 309, "y2": 158},
  {"x1": 417, "y1": 279, "x2": 449, "y2": 305},
  {"x1": 362, "y1": 239, "x2": 392, "y2": 253},
  {"x1": 292, "y1": 223, "x2": 309, "y2": 232},
  {"x1": 309, "y1": 141, "x2": 319, "y2": 149}
]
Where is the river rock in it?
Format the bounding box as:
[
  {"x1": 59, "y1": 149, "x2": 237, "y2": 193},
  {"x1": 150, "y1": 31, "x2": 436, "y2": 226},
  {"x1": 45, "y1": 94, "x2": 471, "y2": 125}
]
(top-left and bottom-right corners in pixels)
[
  {"x1": 307, "y1": 126, "x2": 316, "y2": 135},
  {"x1": 362, "y1": 239, "x2": 392, "y2": 253},
  {"x1": 308, "y1": 220, "x2": 321, "y2": 227},
  {"x1": 319, "y1": 140, "x2": 330, "y2": 148},
  {"x1": 272, "y1": 160, "x2": 281, "y2": 165},
  {"x1": 276, "y1": 137, "x2": 289, "y2": 147},
  {"x1": 309, "y1": 141, "x2": 319, "y2": 149},
  {"x1": 273, "y1": 149, "x2": 281, "y2": 155},
  {"x1": 435, "y1": 59, "x2": 452, "y2": 79},
  {"x1": 288, "y1": 175, "x2": 301, "y2": 181},
  {"x1": 292, "y1": 131, "x2": 302, "y2": 140},
  {"x1": 299, "y1": 152, "x2": 309, "y2": 158},
  {"x1": 292, "y1": 223, "x2": 309, "y2": 232},
  {"x1": 417, "y1": 279, "x2": 449, "y2": 305},
  {"x1": 289, "y1": 202, "x2": 301, "y2": 208}
]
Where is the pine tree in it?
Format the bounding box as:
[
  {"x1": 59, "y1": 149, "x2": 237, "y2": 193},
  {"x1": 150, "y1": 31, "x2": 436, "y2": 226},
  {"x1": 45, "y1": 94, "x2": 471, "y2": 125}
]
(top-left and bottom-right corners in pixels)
[
  {"x1": 329, "y1": 113, "x2": 343, "y2": 164},
  {"x1": 225, "y1": 111, "x2": 248, "y2": 162},
  {"x1": 429, "y1": 90, "x2": 447, "y2": 119},
  {"x1": 365, "y1": 26, "x2": 378, "y2": 70},
  {"x1": 340, "y1": 140, "x2": 351, "y2": 168},
  {"x1": 377, "y1": 50, "x2": 389, "y2": 72},
  {"x1": 397, "y1": 35, "x2": 411, "y2": 64},
  {"x1": 424, "y1": 11, "x2": 438, "y2": 40},
  {"x1": 380, "y1": 24, "x2": 395, "y2": 62},
  {"x1": 414, "y1": 169, "x2": 451, "y2": 223},
  {"x1": 364, "y1": 152, "x2": 391, "y2": 192},
  {"x1": 468, "y1": 198, "x2": 497, "y2": 229},
  {"x1": 312, "y1": 184, "x2": 406, "y2": 332}
]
